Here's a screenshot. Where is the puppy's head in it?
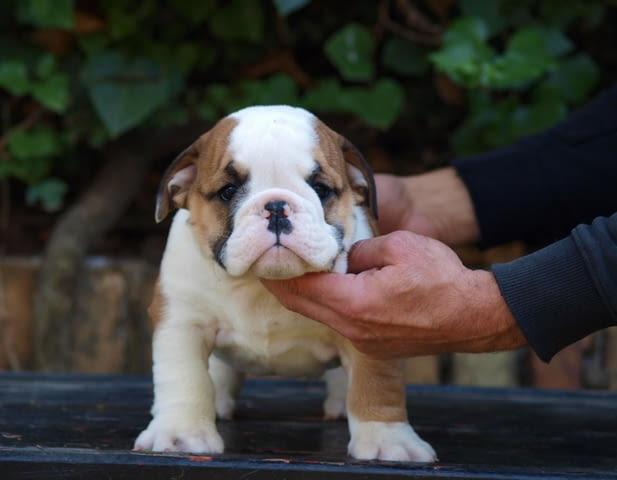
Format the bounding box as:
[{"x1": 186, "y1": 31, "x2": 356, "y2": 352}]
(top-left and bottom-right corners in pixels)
[{"x1": 156, "y1": 105, "x2": 376, "y2": 279}]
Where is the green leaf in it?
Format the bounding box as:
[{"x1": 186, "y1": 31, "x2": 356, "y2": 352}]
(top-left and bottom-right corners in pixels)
[
  {"x1": 0, "y1": 159, "x2": 23, "y2": 180},
  {"x1": 204, "y1": 75, "x2": 300, "y2": 117},
  {"x1": 430, "y1": 42, "x2": 494, "y2": 86},
  {"x1": 77, "y1": 33, "x2": 110, "y2": 55},
  {"x1": 510, "y1": 95, "x2": 567, "y2": 139},
  {"x1": 301, "y1": 78, "x2": 346, "y2": 111},
  {"x1": 35, "y1": 54, "x2": 56, "y2": 79},
  {"x1": 325, "y1": 23, "x2": 375, "y2": 82},
  {"x1": 486, "y1": 28, "x2": 556, "y2": 89},
  {"x1": 209, "y1": 0, "x2": 264, "y2": 43},
  {"x1": 172, "y1": 0, "x2": 217, "y2": 24},
  {"x1": 239, "y1": 74, "x2": 300, "y2": 107},
  {"x1": 273, "y1": 0, "x2": 310, "y2": 16},
  {"x1": 345, "y1": 79, "x2": 405, "y2": 129},
  {"x1": 538, "y1": 1, "x2": 605, "y2": 30},
  {"x1": 544, "y1": 53, "x2": 600, "y2": 104},
  {"x1": 436, "y1": 24, "x2": 562, "y2": 90},
  {"x1": 459, "y1": 0, "x2": 506, "y2": 36},
  {"x1": 0, "y1": 60, "x2": 30, "y2": 95},
  {"x1": 32, "y1": 72, "x2": 70, "y2": 113},
  {"x1": 103, "y1": 0, "x2": 156, "y2": 40},
  {"x1": 105, "y1": 8, "x2": 139, "y2": 40},
  {"x1": 302, "y1": 78, "x2": 404, "y2": 129},
  {"x1": 507, "y1": 27, "x2": 551, "y2": 59},
  {"x1": 429, "y1": 17, "x2": 494, "y2": 87},
  {"x1": 381, "y1": 37, "x2": 430, "y2": 76},
  {"x1": 17, "y1": 0, "x2": 74, "y2": 29},
  {"x1": 3, "y1": 127, "x2": 61, "y2": 182},
  {"x1": 443, "y1": 16, "x2": 489, "y2": 45},
  {"x1": 205, "y1": 84, "x2": 235, "y2": 110},
  {"x1": 197, "y1": 102, "x2": 218, "y2": 122},
  {"x1": 148, "y1": 43, "x2": 201, "y2": 74},
  {"x1": 451, "y1": 91, "x2": 516, "y2": 155},
  {"x1": 82, "y1": 52, "x2": 180, "y2": 137},
  {"x1": 1, "y1": 156, "x2": 52, "y2": 183},
  {"x1": 541, "y1": 29, "x2": 574, "y2": 57},
  {"x1": 26, "y1": 178, "x2": 68, "y2": 212},
  {"x1": 7, "y1": 128, "x2": 63, "y2": 159}
]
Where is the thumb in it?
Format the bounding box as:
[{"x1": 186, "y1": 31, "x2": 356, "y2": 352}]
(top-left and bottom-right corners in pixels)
[
  {"x1": 347, "y1": 236, "x2": 390, "y2": 274},
  {"x1": 348, "y1": 232, "x2": 417, "y2": 274}
]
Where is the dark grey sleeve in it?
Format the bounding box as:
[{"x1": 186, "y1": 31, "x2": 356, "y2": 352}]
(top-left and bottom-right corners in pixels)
[
  {"x1": 453, "y1": 85, "x2": 617, "y2": 247},
  {"x1": 492, "y1": 213, "x2": 617, "y2": 362}
]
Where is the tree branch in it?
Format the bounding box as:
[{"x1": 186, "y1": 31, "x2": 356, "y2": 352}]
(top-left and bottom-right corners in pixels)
[
  {"x1": 378, "y1": 0, "x2": 442, "y2": 47},
  {"x1": 32, "y1": 121, "x2": 207, "y2": 371}
]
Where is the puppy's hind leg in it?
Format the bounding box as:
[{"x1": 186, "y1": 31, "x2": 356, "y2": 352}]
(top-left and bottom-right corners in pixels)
[
  {"x1": 323, "y1": 366, "x2": 347, "y2": 420},
  {"x1": 209, "y1": 354, "x2": 245, "y2": 420}
]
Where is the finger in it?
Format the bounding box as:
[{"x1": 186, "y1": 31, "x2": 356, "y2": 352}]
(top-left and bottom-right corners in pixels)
[
  {"x1": 263, "y1": 271, "x2": 351, "y2": 302},
  {"x1": 262, "y1": 273, "x2": 370, "y2": 337},
  {"x1": 347, "y1": 232, "x2": 416, "y2": 274},
  {"x1": 261, "y1": 273, "x2": 350, "y2": 317},
  {"x1": 346, "y1": 238, "x2": 387, "y2": 274},
  {"x1": 262, "y1": 277, "x2": 345, "y2": 335}
]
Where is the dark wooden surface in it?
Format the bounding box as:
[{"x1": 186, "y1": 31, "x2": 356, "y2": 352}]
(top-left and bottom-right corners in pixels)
[{"x1": 0, "y1": 373, "x2": 616, "y2": 479}]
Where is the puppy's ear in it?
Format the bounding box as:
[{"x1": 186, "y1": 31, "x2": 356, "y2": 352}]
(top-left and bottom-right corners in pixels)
[
  {"x1": 341, "y1": 138, "x2": 378, "y2": 220},
  {"x1": 155, "y1": 143, "x2": 199, "y2": 223}
]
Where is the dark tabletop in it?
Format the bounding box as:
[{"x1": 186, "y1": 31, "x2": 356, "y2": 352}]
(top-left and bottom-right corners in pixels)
[{"x1": 0, "y1": 372, "x2": 616, "y2": 479}]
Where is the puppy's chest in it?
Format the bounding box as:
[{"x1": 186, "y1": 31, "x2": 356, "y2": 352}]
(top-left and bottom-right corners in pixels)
[{"x1": 213, "y1": 301, "x2": 339, "y2": 377}]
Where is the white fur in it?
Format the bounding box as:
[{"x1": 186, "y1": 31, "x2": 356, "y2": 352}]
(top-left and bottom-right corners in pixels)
[
  {"x1": 224, "y1": 106, "x2": 344, "y2": 278},
  {"x1": 347, "y1": 418, "x2": 437, "y2": 462},
  {"x1": 134, "y1": 106, "x2": 436, "y2": 462}
]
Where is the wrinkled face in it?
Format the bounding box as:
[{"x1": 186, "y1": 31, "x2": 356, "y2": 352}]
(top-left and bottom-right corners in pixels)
[{"x1": 156, "y1": 106, "x2": 376, "y2": 279}]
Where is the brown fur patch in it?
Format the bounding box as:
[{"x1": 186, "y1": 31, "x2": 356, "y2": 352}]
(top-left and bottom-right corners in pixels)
[
  {"x1": 156, "y1": 117, "x2": 239, "y2": 222},
  {"x1": 186, "y1": 118, "x2": 242, "y2": 262},
  {"x1": 313, "y1": 121, "x2": 379, "y2": 240},
  {"x1": 340, "y1": 340, "x2": 408, "y2": 422},
  {"x1": 151, "y1": 118, "x2": 241, "y2": 330}
]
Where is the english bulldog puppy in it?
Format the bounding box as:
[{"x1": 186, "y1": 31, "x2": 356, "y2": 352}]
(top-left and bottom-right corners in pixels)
[{"x1": 134, "y1": 105, "x2": 436, "y2": 462}]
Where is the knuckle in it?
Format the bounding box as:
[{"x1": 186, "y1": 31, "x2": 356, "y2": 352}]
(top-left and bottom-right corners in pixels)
[
  {"x1": 381, "y1": 231, "x2": 411, "y2": 256},
  {"x1": 338, "y1": 296, "x2": 369, "y2": 320}
]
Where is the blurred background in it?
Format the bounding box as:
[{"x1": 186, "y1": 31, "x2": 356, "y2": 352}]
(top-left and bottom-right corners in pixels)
[{"x1": 1, "y1": 0, "x2": 616, "y2": 390}]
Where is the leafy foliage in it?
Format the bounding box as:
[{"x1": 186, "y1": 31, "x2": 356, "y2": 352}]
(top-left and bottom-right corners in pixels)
[
  {"x1": 0, "y1": 0, "x2": 610, "y2": 211},
  {"x1": 430, "y1": 0, "x2": 603, "y2": 154}
]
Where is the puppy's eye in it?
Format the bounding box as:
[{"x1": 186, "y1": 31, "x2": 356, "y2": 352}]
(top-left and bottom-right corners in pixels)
[
  {"x1": 311, "y1": 182, "x2": 334, "y2": 201},
  {"x1": 218, "y1": 184, "x2": 238, "y2": 203}
]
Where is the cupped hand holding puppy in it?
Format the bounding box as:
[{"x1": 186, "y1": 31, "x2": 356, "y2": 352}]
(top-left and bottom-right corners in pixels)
[
  {"x1": 263, "y1": 167, "x2": 527, "y2": 359},
  {"x1": 263, "y1": 231, "x2": 526, "y2": 359}
]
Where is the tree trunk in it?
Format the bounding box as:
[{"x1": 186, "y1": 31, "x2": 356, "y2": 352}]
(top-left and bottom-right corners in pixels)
[{"x1": 33, "y1": 123, "x2": 206, "y2": 371}]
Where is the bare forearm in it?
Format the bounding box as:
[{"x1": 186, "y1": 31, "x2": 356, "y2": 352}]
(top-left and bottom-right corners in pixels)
[{"x1": 376, "y1": 167, "x2": 480, "y2": 246}]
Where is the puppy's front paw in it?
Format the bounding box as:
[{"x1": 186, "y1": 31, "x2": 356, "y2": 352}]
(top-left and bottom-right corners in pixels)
[
  {"x1": 134, "y1": 417, "x2": 224, "y2": 454},
  {"x1": 348, "y1": 421, "x2": 436, "y2": 462}
]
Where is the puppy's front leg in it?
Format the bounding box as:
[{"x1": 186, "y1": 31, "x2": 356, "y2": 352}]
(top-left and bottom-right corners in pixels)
[
  {"x1": 342, "y1": 345, "x2": 437, "y2": 462},
  {"x1": 134, "y1": 318, "x2": 223, "y2": 454}
]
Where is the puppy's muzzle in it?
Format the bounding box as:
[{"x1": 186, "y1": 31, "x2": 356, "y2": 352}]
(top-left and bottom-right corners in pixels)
[{"x1": 263, "y1": 200, "x2": 293, "y2": 238}]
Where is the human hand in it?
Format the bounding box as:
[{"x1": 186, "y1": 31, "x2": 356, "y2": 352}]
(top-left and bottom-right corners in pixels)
[
  {"x1": 374, "y1": 174, "x2": 437, "y2": 238},
  {"x1": 262, "y1": 231, "x2": 526, "y2": 359},
  {"x1": 375, "y1": 168, "x2": 480, "y2": 246}
]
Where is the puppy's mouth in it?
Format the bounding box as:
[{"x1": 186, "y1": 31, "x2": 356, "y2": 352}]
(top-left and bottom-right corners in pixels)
[
  {"x1": 251, "y1": 241, "x2": 317, "y2": 280},
  {"x1": 220, "y1": 193, "x2": 344, "y2": 278}
]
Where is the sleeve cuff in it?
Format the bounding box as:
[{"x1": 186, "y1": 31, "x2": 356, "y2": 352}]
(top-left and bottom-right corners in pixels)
[{"x1": 491, "y1": 236, "x2": 609, "y2": 362}]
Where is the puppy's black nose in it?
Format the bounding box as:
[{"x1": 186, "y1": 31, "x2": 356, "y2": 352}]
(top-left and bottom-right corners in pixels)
[{"x1": 264, "y1": 201, "x2": 292, "y2": 236}]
